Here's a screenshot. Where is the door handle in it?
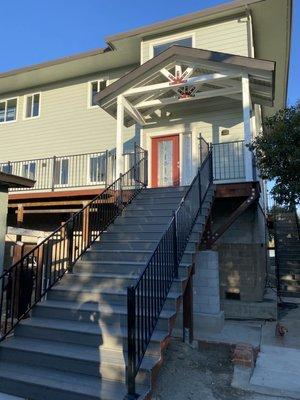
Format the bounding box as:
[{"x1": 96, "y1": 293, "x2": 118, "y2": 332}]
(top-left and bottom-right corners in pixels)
[{"x1": 177, "y1": 161, "x2": 180, "y2": 168}]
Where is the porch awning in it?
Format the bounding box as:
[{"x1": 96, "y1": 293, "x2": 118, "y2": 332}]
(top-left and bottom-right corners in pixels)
[{"x1": 94, "y1": 45, "x2": 275, "y2": 127}]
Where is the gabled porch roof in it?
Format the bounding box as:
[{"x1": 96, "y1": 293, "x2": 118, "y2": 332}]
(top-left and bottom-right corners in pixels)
[{"x1": 95, "y1": 45, "x2": 275, "y2": 127}]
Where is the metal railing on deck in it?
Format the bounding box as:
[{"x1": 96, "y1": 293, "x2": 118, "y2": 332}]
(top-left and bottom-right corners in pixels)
[
  {"x1": 0, "y1": 145, "x2": 148, "y2": 341},
  {"x1": 212, "y1": 140, "x2": 245, "y2": 181},
  {"x1": 0, "y1": 150, "x2": 137, "y2": 192},
  {"x1": 126, "y1": 149, "x2": 213, "y2": 397}
]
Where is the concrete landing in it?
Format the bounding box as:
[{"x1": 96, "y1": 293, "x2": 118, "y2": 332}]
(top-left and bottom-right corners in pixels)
[
  {"x1": 233, "y1": 298, "x2": 300, "y2": 399},
  {"x1": 196, "y1": 320, "x2": 262, "y2": 348},
  {"x1": 0, "y1": 394, "x2": 25, "y2": 400}
]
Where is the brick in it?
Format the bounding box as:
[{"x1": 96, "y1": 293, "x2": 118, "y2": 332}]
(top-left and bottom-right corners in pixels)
[{"x1": 232, "y1": 343, "x2": 255, "y2": 368}]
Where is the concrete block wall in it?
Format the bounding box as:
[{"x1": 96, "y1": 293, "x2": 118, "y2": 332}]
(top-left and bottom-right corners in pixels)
[{"x1": 212, "y1": 198, "x2": 268, "y2": 303}]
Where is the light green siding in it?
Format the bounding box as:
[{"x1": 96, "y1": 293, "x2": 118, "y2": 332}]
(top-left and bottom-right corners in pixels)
[
  {"x1": 0, "y1": 66, "x2": 137, "y2": 163},
  {"x1": 141, "y1": 17, "x2": 249, "y2": 63},
  {"x1": 0, "y1": 187, "x2": 8, "y2": 274}
]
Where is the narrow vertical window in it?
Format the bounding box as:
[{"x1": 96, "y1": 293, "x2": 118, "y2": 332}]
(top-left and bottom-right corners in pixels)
[
  {"x1": 22, "y1": 162, "x2": 36, "y2": 180},
  {"x1": 89, "y1": 80, "x2": 107, "y2": 107},
  {"x1": 54, "y1": 159, "x2": 69, "y2": 185},
  {"x1": 0, "y1": 98, "x2": 17, "y2": 123},
  {"x1": 89, "y1": 154, "x2": 106, "y2": 183},
  {"x1": 25, "y1": 93, "x2": 40, "y2": 118}
]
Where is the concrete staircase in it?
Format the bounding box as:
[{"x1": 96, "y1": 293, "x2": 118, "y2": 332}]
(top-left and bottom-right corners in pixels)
[
  {"x1": 0, "y1": 186, "x2": 214, "y2": 400},
  {"x1": 275, "y1": 211, "x2": 300, "y2": 297}
]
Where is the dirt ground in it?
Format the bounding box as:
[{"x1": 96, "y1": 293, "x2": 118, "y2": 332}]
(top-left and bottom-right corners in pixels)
[{"x1": 152, "y1": 338, "x2": 289, "y2": 400}]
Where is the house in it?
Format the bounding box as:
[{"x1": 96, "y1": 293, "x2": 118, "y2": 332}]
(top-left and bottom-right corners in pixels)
[
  {"x1": 0, "y1": 172, "x2": 34, "y2": 274},
  {"x1": 0, "y1": 1, "x2": 292, "y2": 399}
]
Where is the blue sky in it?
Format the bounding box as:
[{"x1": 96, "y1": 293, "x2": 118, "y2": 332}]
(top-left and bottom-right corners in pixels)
[{"x1": 0, "y1": 0, "x2": 298, "y2": 105}]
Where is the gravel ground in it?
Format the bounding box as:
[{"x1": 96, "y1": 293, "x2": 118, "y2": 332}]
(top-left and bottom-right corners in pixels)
[{"x1": 152, "y1": 338, "x2": 289, "y2": 400}]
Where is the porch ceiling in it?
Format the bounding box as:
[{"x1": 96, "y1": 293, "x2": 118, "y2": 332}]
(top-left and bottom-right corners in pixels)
[{"x1": 95, "y1": 45, "x2": 275, "y2": 127}]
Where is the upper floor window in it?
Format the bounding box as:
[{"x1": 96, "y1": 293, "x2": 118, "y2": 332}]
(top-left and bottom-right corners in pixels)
[
  {"x1": 25, "y1": 93, "x2": 40, "y2": 118},
  {"x1": 89, "y1": 80, "x2": 107, "y2": 107},
  {"x1": 152, "y1": 36, "x2": 193, "y2": 57},
  {"x1": 1, "y1": 163, "x2": 12, "y2": 174},
  {"x1": 0, "y1": 98, "x2": 18, "y2": 123}
]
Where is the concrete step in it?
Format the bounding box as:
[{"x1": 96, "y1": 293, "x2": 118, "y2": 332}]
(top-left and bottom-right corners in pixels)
[
  {"x1": 100, "y1": 230, "x2": 200, "y2": 242},
  {"x1": 114, "y1": 216, "x2": 171, "y2": 225},
  {"x1": 0, "y1": 337, "x2": 157, "y2": 384},
  {"x1": 136, "y1": 191, "x2": 185, "y2": 200},
  {"x1": 33, "y1": 299, "x2": 176, "y2": 331},
  {"x1": 83, "y1": 248, "x2": 194, "y2": 263},
  {"x1": 58, "y1": 272, "x2": 186, "y2": 293},
  {"x1": 123, "y1": 208, "x2": 175, "y2": 217},
  {"x1": 16, "y1": 317, "x2": 169, "y2": 353},
  {"x1": 0, "y1": 362, "x2": 148, "y2": 400},
  {"x1": 48, "y1": 285, "x2": 181, "y2": 310},
  {"x1": 250, "y1": 346, "x2": 300, "y2": 399},
  {"x1": 74, "y1": 259, "x2": 190, "y2": 275},
  {"x1": 94, "y1": 240, "x2": 197, "y2": 252},
  {"x1": 107, "y1": 224, "x2": 167, "y2": 233},
  {"x1": 133, "y1": 197, "x2": 181, "y2": 205},
  {"x1": 141, "y1": 186, "x2": 187, "y2": 194}
]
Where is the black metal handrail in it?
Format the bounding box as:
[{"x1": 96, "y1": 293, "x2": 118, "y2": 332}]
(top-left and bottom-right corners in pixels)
[
  {"x1": 0, "y1": 146, "x2": 148, "y2": 341},
  {"x1": 126, "y1": 149, "x2": 213, "y2": 397}
]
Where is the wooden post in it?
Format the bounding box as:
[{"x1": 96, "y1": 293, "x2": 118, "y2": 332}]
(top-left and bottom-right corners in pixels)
[
  {"x1": 116, "y1": 95, "x2": 124, "y2": 179},
  {"x1": 35, "y1": 238, "x2": 44, "y2": 301},
  {"x1": 242, "y1": 73, "x2": 253, "y2": 181},
  {"x1": 183, "y1": 274, "x2": 193, "y2": 344},
  {"x1": 12, "y1": 242, "x2": 24, "y2": 320},
  {"x1": 16, "y1": 204, "x2": 24, "y2": 242}
]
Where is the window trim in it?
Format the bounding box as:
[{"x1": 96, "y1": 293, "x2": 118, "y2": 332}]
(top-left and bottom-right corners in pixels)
[
  {"x1": 0, "y1": 97, "x2": 18, "y2": 124},
  {"x1": 23, "y1": 92, "x2": 41, "y2": 120},
  {"x1": 148, "y1": 32, "x2": 196, "y2": 60},
  {"x1": 87, "y1": 78, "x2": 109, "y2": 109}
]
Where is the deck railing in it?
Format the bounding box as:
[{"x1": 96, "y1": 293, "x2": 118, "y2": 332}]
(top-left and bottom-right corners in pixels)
[
  {"x1": 0, "y1": 145, "x2": 148, "y2": 341},
  {"x1": 0, "y1": 150, "x2": 135, "y2": 192},
  {"x1": 212, "y1": 140, "x2": 245, "y2": 181}
]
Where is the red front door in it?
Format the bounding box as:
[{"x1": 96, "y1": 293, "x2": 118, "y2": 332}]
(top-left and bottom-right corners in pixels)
[{"x1": 151, "y1": 134, "x2": 179, "y2": 187}]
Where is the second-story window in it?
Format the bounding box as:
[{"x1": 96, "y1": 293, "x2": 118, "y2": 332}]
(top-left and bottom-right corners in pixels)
[
  {"x1": 89, "y1": 80, "x2": 107, "y2": 107},
  {"x1": 153, "y1": 36, "x2": 193, "y2": 57},
  {"x1": 25, "y1": 93, "x2": 40, "y2": 118},
  {"x1": 0, "y1": 98, "x2": 18, "y2": 123}
]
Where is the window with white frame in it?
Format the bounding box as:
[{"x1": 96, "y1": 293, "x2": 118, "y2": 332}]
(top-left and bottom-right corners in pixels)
[
  {"x1": 89, "y1": 80, "x2": 107, "y2": 107},
  {"x1": 0, "y1": 98, "x2": 18, "y2": 123},
  {"x1": 25, "y1": 93, "x2": 40, "y2": 118},
  {"x1": 152, "y1": 36, "x2": 193, "y2": 57},
  {"x1": 22, "y1": 161, "x2": 36, "y2": 180}
]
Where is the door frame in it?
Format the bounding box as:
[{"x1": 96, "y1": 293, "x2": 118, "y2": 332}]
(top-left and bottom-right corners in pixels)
[{"x1": 151, "y1": 134, "x2": 180, "y2": 187}]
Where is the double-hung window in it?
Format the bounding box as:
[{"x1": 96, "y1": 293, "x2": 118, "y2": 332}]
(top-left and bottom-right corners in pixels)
[
  {"x1": 152, "y1": 36, "x2": 193, "y2": 57},
  {"x1": 89, "y1": 80, "x2": 107, "y2": 107},
  {"x1": 0, "y1": 98, "x2": 18, "y2": 123},
  {"x1": 25, "y1": 93, "x2": 40, "y2": 118}
]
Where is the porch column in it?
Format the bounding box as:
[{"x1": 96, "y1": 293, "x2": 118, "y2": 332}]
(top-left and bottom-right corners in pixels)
[
  {"x1": 242, "y1": 74, "x2": 253, "y2": 181},
  {"x1": 116, "y1": 95, "x2": 125, "y2": 178}
]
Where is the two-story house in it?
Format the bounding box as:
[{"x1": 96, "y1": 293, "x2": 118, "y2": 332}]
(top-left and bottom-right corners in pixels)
[{"x1": 0, "y1": 1, "x2": 292, "y2": 399}]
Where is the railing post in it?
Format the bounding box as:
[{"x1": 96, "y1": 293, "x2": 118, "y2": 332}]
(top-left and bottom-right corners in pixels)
[
  {"x1": 133, "y1": 142, "x2": 137, "y2": 186},
  {"x1": 144, "y1": 150, "x2": 148, "y2": 187},
  {"x1": 105, "y1": 150, "x2": 109, "y2": 187},
  {"x1": 119, "y1": 173, "x2": 123, "y2": 208},
  {"x1": 209, "y1": 145, "x2": 213, "y2": 183},
  {"x1": 127, "y1": 285, "x2": 136, "y2": 399},
  {"x1": 198, "y1": 168, "x2": 202, "y2": 206},
  {"x1": 51, "y1": 156, "x2": 57, "y2": 192},
  {"x1": 66, "y1": 220, "x2": 74, "y2": 272},
  {"x1": 172, "y1": 211, "x2": 179, "y2": 279}
]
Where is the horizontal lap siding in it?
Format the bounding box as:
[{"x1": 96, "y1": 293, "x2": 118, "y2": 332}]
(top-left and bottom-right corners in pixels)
[
  {"x1": 141, "y1": 17, "x2": 249, "y2": 63},
  {"x1": 0, "y1": 67, "x2": 136, "y2": 162}
]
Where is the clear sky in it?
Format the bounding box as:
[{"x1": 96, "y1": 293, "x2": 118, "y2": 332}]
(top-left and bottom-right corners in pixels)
[{"x1": 0, "y1": 0, "x2": 298, "y2": 105}]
